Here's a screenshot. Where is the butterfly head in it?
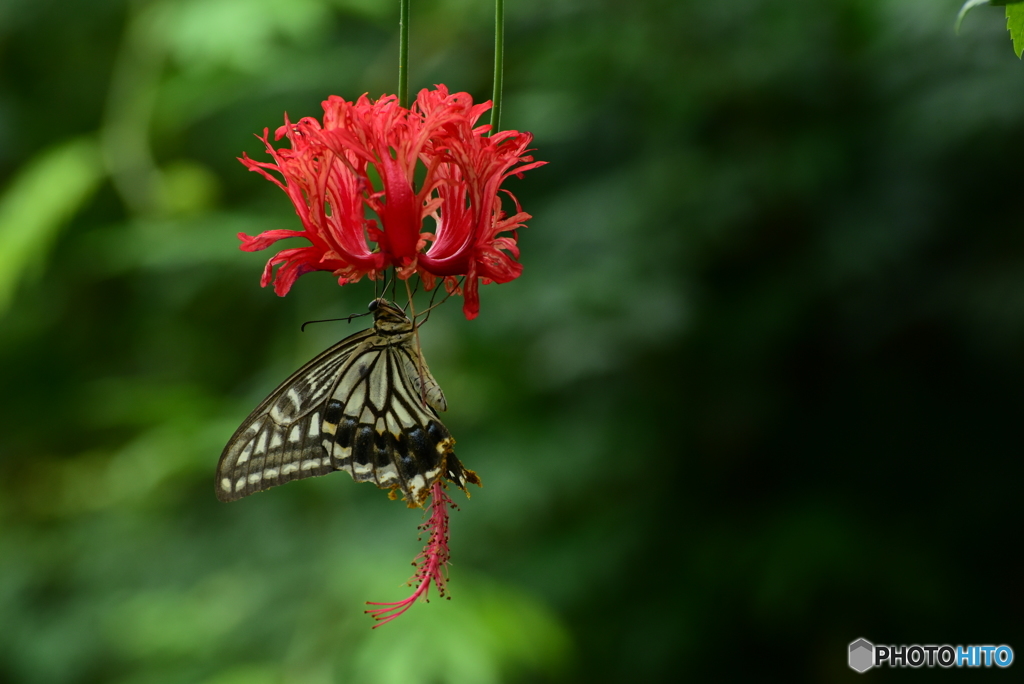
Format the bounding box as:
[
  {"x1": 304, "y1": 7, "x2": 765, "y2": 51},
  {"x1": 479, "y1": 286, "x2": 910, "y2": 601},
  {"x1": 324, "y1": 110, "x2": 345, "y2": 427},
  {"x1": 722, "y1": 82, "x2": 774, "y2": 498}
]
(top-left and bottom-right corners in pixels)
[{"x1": 369, "y1": 298, "x2": 413, "y2": 334}]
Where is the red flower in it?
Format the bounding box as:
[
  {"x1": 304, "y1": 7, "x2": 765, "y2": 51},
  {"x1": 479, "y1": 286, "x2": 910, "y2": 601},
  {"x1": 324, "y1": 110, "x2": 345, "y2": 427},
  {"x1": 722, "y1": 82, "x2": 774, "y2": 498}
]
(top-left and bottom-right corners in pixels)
[
  {"x1": 239, "y1": 85, "x2": 545, "y2": 319},
  {"x1": 365, "y1": 481, "x2": 454, "y2": 627}
]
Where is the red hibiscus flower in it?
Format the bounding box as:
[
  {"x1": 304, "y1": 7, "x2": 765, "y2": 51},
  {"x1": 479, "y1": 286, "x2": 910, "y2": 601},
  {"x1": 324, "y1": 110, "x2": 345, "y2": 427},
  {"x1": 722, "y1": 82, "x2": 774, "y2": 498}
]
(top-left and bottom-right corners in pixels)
[{"x1": 239, "y1": 85, "x2": 545, "y2": 319}]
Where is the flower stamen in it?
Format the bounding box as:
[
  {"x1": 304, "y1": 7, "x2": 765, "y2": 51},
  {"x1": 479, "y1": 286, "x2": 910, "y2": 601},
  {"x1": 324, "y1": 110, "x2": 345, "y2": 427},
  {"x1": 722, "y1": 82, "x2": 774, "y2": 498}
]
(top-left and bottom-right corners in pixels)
[{"x1": 365, "y1": 481, "x2": 454, "y2": 627}]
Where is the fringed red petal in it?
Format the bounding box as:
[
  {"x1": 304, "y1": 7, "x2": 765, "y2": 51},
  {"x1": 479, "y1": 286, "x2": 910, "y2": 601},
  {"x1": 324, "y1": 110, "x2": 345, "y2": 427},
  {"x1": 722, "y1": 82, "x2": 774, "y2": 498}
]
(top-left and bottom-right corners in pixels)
[{"x1": 239, "y1": 85, "x2": 544, "y2": 318}]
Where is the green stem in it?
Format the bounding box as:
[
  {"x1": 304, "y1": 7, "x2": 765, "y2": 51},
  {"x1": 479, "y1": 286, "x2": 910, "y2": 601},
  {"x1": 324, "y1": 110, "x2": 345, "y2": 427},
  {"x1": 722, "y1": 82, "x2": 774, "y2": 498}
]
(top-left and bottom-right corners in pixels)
[
  {"x1": 399, "y1": 0, "x2": 410, "y2": 108},
  {"x1": 489, "y1": 0, "x2": 503, "y2": 133}
]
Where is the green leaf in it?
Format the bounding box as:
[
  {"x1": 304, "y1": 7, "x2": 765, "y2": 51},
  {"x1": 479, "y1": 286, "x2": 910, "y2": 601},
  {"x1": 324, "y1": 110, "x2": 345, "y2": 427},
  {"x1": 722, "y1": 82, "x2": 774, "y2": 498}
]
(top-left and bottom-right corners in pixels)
[
  {"x1": 1009, "y1": 4, "x2": 1024, "y2": 57},
  {"x1": 956, "y1": 0, "x2": 1024, "y2": 57},
  {"x1": 0, "y1": 137, "x2": 105, "y2": 314}
]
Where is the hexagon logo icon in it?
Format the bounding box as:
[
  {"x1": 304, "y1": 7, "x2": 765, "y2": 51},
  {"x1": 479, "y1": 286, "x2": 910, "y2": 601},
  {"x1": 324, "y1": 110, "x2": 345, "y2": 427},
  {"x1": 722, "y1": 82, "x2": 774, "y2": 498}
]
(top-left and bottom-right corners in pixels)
[{"x1": 849, "y1": 638, "x2": 874, "y2": 673}]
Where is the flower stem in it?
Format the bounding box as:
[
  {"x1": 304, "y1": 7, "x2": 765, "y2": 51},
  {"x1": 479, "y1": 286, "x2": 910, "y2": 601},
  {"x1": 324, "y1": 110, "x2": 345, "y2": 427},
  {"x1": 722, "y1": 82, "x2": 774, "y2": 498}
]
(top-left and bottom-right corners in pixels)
[
  {"x1": 489, "y1": 0, "x2": 504, "y2": 133},
  {"x1": 404, "y1": 278, "x2": 429, "y2": 407},
  {"x1": 398, "y1": 0, "x2": 410, "y2": 108}
]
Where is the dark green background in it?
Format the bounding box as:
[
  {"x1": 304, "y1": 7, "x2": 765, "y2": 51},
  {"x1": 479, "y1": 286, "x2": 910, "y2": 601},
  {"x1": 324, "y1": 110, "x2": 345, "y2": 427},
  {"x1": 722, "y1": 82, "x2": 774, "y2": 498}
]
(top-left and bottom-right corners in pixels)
[{"x1": 1, "y1": 1, "x2": 1021, "y2": 682}]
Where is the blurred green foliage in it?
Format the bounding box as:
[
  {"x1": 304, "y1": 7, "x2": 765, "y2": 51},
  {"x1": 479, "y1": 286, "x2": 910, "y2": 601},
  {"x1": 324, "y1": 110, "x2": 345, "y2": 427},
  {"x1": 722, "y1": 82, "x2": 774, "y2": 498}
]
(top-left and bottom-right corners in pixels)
[{"x1": 1, "y1": 0, "x2": 1023, "y2": 682}]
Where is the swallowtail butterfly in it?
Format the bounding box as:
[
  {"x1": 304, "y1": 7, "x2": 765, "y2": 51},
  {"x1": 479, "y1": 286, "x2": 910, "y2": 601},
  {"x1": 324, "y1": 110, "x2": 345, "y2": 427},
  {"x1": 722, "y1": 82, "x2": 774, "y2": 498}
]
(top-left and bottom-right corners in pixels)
[{"x1": 216, "y1": 298, "x2": 479, "y2": 506}]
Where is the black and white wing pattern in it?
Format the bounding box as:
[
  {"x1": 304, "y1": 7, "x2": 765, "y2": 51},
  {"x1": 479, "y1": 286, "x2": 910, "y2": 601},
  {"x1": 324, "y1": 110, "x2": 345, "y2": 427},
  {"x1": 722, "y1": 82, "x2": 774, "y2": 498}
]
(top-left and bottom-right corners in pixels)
[{"x1": 216, "y1": 299, "x2": 479, "y2": 507}]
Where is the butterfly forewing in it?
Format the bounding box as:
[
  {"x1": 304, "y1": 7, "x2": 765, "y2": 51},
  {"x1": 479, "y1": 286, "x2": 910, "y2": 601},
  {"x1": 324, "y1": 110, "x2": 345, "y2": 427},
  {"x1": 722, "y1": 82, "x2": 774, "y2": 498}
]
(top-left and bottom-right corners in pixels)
[
  {"x1": 216, "y1": 299, "x2": 478, "y2": 506},
  {"x1": 216, "y1": 329, "x2": 372, "y2": 501}
]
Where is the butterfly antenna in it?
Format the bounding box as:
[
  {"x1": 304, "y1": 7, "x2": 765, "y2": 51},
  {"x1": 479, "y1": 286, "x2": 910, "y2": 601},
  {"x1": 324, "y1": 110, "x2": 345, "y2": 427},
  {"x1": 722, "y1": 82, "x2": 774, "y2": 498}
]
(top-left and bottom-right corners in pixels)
[
  {"x1": 415, "y1": 276, "x2": 462, "y2": 325},
  {"x1": 427, "y1": 279, "x2": 443, "y2": 308},
  {"x1": 301, "y1": 310, "x2": 371, "y2": 332},
  {"x1": 397, "y1": 275, "x2": 425, "y2": 316},
  {"x1": 377, "y1": 268, "x2": 395, "y2": 304}
]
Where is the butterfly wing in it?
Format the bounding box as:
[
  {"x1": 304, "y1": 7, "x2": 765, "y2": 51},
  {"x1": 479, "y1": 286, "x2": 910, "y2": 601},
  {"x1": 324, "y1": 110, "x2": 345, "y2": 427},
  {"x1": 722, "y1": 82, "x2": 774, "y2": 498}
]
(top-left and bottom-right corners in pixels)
[
  {"x1": 217, "y1": 298, "x2": 480, "y2": 506},
  {"x1": 321, "y1": 342, "x2": 469, "y2": 507},
  {"x1": 215, "y1": 328, "x2": 374, "y2": 502}
]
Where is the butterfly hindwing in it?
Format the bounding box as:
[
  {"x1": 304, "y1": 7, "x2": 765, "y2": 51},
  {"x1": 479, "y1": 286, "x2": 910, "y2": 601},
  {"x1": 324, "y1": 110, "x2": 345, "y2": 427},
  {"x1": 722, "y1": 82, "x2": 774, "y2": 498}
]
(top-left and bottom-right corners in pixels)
[{"x1": 321, "y1": 344, "x2": 451, "y2": 506}]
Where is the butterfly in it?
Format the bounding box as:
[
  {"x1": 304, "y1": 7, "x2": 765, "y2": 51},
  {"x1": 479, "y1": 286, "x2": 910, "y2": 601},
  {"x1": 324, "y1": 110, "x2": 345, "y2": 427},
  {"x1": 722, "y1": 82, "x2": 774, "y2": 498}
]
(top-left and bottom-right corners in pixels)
[{"x1": 216, "y1": 298, "x2": 479, "y2": 507}]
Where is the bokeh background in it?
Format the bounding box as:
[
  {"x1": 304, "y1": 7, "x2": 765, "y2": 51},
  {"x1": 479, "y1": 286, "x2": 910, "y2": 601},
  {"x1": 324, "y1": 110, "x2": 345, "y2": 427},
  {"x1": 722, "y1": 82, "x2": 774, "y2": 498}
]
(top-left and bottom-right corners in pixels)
[{"x1": 1, "y1": 0, "x2": 1022, "y2": 682}]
